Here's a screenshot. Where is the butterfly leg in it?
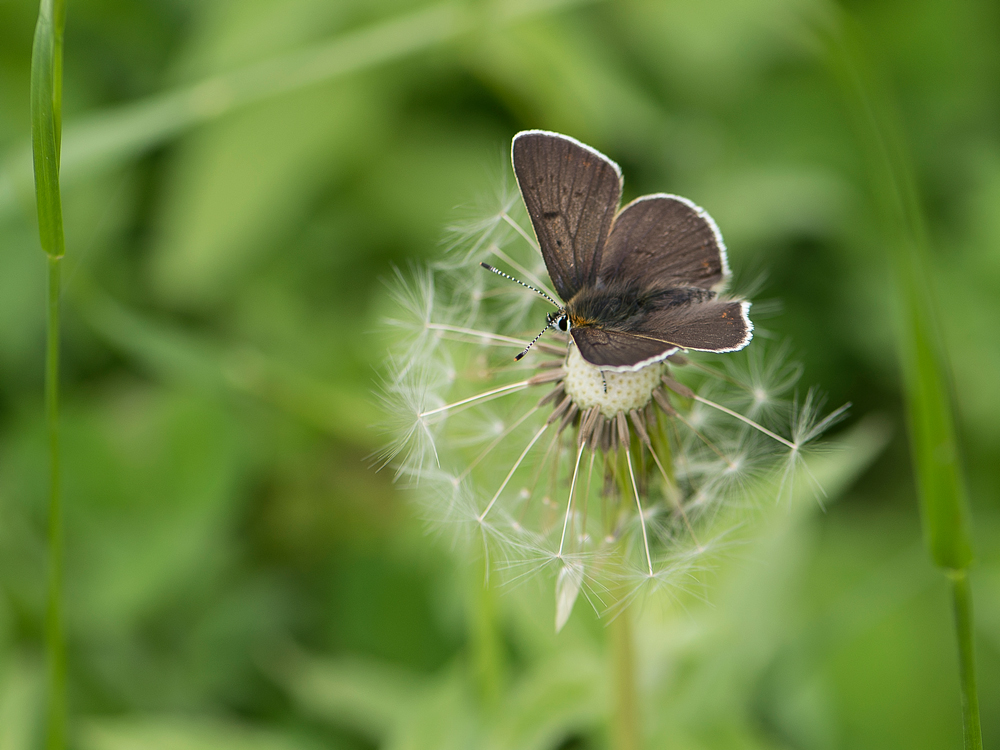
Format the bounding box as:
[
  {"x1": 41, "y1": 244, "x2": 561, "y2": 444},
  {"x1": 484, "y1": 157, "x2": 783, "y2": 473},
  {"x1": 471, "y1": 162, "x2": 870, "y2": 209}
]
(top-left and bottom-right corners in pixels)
[{"x1": 601, "y1": 371, "x2": 607, "y2": 394}]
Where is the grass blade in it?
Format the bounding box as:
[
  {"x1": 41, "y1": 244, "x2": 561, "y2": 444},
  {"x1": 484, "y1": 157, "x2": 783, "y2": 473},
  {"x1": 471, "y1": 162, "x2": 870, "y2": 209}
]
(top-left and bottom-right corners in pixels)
[
  {"x1": 825, "y1": 11, "x2": 980, "y2": 748},
  {"x1": 826, "y1": 15, "x2": 973, "y2": 572},
  {"x1": 30, "y1": 1, "x2": 68, "y2": 748},
  {"x1": 30, "y1": 0, "x2": 65, "y2": 259}
]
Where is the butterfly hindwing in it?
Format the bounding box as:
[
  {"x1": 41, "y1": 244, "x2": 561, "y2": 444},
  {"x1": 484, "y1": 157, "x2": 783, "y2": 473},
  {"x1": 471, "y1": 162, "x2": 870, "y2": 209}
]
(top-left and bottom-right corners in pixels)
[
  {"x1": 601, "y1": 194, "x2": 728, "y2": 290},
  {"x1": 571, "y1": 299, "x2": 752, "y2": 369},
  {"x1": 512, "y1": 131, "x2": 622, "y2": 301},
  {"x1": 570, "y1": 326, "x2": 677, "y2": 370},
  {"x1": 639, "y1": 298, "x2": 752, "y2": 352}
]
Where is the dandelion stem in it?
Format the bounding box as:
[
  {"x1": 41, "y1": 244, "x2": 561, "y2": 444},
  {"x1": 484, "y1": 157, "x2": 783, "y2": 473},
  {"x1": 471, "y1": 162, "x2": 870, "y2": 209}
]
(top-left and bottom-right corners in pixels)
[
  {"x1": 558, "y1": 442, "x2": 587, "y2": 558},
  {"x1": 611, "y1": 594, "x2": 641, "y2": 750},
  {"x1": 625, "y1": 448, "x2": 653, "y2": 577},
  {"x1": 478, "y1": 422, "x2": 548, "y2": 522},
  {"x1": 420, "y1": 379, "x2": 530, "y2": 418},
  {"x1": 469, "y1": 551, "x2": 505, "y2": 708},
  {"x1": 693, "y1": 394, "x2": 797, "y2": 450},
  {"x1": 581, "y1": 449, "x2": 596, "y2": 538}
]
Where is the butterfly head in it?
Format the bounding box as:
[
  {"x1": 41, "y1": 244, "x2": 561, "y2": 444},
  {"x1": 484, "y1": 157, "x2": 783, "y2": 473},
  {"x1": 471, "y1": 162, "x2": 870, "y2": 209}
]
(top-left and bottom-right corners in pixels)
[{"x1": 546, "y1": 310, "x2": 570, "y2": 332}]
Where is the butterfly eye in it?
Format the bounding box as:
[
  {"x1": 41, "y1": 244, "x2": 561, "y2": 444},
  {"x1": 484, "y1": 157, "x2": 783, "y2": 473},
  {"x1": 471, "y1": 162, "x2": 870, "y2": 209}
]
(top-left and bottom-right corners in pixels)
[{"x1": 556, "y1": 314, "x2": 570, "y2": 332}]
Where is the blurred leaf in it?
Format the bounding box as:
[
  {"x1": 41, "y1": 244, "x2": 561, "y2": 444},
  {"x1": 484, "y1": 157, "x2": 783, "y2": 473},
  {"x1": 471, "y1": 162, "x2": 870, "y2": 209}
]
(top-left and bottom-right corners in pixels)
[
  {"x1": 63, "y1": 389, "x2": 244, "y2": 632},
  {"x1": 0, "y1": 654, "x2": 43, "y2": 750},
  {"x1": 277, "y1": 652, "x2": 425, "y2": 741},
  {"x1": 0, "y1": 222, "x2": 45, "y2": 376},
  {"x1": 79, "y1": 717, "x2": 327, "y2": 750},
  {"x1": 486, "y1": 649, "x2": 605, "y2": 750},
  {"x1": 465, "y1": 13, "x2": 667, "y2": 146},
  {"x1": 148, "y1": 79, "x2": 385, "y2": 306},
  {"x1": 77, "y1": 287, "x2": 377, "y2": 443},
  {"x1": 620, "y1": 0, "x2": 825, "y2": 102},
  {"x1": 641, "y1": 415, "x2": 892, "y2": 748},
  {"x1": 0, "y1": 1, "x2": 458, "y2": 216},
  {"x1": 698, "y1": 166, "x2": 848, "y2": 254},
  {"x1": 386, "y1": 667, "x2": 477, "y2": 750},
  {"x1": 0, "y1": 0, "x2": 597, "y2": 220},
  {"x1": 279, "y1": 646, "x2": 605, "y2": 750}
]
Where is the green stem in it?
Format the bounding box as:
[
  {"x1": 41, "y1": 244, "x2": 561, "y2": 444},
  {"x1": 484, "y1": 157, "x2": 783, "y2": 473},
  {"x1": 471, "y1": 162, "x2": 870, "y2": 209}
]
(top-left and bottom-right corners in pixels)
[
  {"x1": 45, "y1": 255, "x2": 65, "y2": 750},
  {"x1": 469, "y1": 552, "x2": 504, "y2": 709},
  {"x1": 31, "y1": 1, "x2": 68, "y2": 747},
  {"x1": 611, "y1": 606, "x2": 640, "y2": 750},
  {"x1": 949, "y1": 570, "x2": 982, "y2": 750}
]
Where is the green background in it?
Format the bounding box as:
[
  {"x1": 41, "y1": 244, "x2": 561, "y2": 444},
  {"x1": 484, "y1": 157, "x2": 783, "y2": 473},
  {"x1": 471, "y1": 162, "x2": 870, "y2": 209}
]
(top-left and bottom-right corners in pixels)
[{"x1": 0, "y1": 0, "x2": 998, "y2": 747}]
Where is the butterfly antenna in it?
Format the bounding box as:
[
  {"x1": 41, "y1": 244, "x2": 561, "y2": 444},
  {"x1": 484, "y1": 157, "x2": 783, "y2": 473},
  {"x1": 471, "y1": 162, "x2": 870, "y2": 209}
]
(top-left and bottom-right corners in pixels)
[
  {"x1": 480, "y1": 263, "x2": 560, "y2": 307},
  {"x1": 514, "y1": 319, "x2": 556, "y2": 361}
]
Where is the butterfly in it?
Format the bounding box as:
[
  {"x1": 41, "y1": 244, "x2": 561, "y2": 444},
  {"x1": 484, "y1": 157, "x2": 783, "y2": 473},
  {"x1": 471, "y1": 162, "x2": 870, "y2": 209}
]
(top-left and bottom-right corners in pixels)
[{"x1": 500, "y1": 130, "x2": 752, "y2": 371}]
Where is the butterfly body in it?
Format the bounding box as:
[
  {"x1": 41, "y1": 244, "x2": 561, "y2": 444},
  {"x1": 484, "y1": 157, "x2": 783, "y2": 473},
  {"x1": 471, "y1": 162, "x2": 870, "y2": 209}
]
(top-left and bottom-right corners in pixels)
[
  {"x1": 567, "y1": 280, "x2": 716, "y2": 332},
  {"x1": 511, "y1": 130, "x2": 752, "y2": 370}
]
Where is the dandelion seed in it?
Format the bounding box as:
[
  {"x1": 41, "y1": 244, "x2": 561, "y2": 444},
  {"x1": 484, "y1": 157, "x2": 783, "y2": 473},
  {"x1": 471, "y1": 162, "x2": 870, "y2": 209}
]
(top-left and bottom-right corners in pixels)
[{"x1": 555, "y1": 560, "x2": 585, "y2": 632}]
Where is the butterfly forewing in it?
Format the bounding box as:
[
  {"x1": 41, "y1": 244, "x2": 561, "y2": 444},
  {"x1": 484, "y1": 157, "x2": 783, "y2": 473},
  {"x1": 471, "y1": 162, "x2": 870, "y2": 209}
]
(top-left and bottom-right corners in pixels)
[
  {"x1": 601, "y1": 195, "x2": 728, "y2": 290},
  {"x1": 512, "y1": 131, "x2": 622, "y2": 301}
]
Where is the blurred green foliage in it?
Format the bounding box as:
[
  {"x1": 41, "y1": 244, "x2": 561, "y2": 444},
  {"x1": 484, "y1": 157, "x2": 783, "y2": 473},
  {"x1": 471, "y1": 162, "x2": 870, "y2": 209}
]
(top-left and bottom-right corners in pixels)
[{"x1": 0, "y1": 0, "x2": 998, "y2": 748}]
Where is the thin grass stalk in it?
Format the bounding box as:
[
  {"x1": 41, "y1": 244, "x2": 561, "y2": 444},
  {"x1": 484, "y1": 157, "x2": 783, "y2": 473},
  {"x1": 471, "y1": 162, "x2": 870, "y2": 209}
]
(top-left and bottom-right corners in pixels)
[
  {"x1": 950, "y1": 570, "x2": 983, "y2": 750},
  {"x1": 825, "y1": 11, "x2": 980, "y2": 748},
  {"x1": 44, "y1": 257, "x2": 65, "y2": 750},
  {"x1": 30, "y1": 1, "x2": 68, "y2": 748}
]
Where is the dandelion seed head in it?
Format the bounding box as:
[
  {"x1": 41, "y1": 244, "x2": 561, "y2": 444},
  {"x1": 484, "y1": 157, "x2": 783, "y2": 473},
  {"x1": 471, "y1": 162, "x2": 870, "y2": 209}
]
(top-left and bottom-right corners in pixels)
[{"x1": 378, "y1": 164, "x2": 847, "y2": 629}]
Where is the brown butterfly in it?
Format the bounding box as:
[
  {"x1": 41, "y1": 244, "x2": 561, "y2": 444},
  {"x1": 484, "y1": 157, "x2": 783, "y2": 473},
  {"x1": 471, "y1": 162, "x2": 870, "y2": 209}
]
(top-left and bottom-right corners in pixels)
[{"x1": 487, "y1": 130, "x2": 752, "y2": 371}]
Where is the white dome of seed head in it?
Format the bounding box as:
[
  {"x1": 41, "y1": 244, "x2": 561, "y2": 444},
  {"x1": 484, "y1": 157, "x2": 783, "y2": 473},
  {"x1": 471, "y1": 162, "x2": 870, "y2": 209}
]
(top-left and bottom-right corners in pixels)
[{"x1": 563, "y1": 345, "x2": 664, "y2": 418}]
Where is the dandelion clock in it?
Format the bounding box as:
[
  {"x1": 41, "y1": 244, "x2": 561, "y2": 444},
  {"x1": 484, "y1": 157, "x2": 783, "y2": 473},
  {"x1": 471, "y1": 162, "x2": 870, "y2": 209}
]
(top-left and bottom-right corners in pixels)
[{"x1": 379, "y1": 131, "x2": 845, "y2": 631}]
